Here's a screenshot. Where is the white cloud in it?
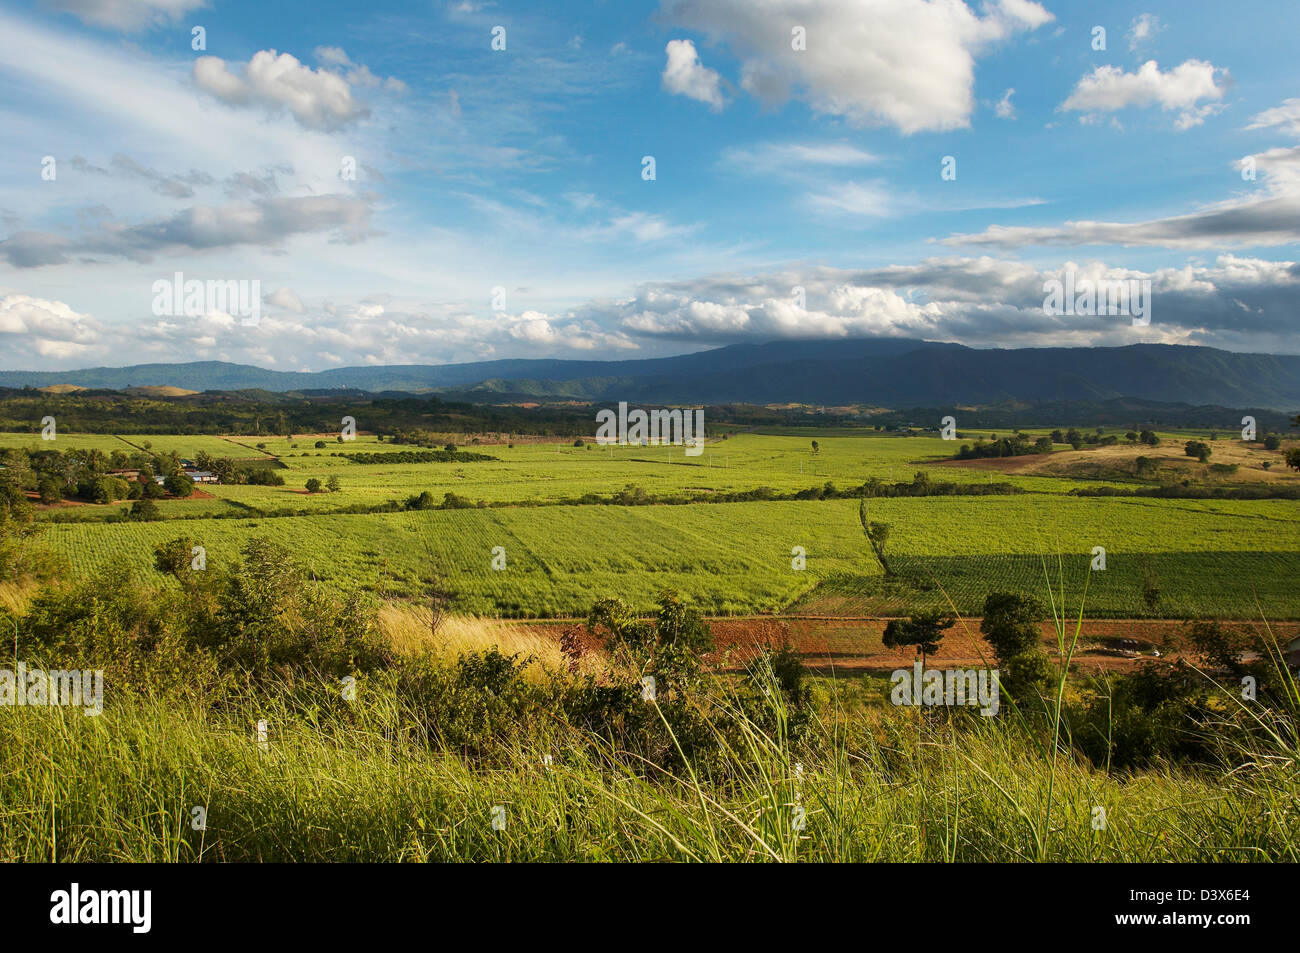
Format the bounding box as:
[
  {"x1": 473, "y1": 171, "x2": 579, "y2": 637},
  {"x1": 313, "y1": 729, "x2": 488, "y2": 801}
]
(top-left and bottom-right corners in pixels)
[
  {"x1": 944, "y1": 144, "x2": 1300, "y2": 250},
  {"x1": 661, "y1": 39, "x2": 727, "y2": 110},
  {"x1": 658, "y1": 0, "x2": 1051, "y2": 133},
  {"x1": 194, "y1": 50, "x2": 370, "y2": 130},
  {"x1": 0, "y1": 295, "x2": 103, "y2": 361},
  {"x1": 1247, "y1": 98, "x2": 1300, "y2": 137},
  {"x1": 720, "y1": 141, "x2": 879, "y2": 173},
  {"x1": 41, "y1": 0, "x2": 206, "y2": 31},
  {"x1": 1, "y1": 194, "x2": 375, "y2": 267},
  {"x1": 265, "y1": 287, "x2": 305, "y2": 313},
  {"x1": 1127, "y1": 13, "x2": 1164, "y2": 50},
  {"x1": 994, "y1": 88, "x2": 1016, "y2": 120},
  {"x1": 1061, "y1": 60, "x2": 1227, "y2": 129},
  {"x1": 600, "y1": 255, "x2": 1300, "y2": 352}
]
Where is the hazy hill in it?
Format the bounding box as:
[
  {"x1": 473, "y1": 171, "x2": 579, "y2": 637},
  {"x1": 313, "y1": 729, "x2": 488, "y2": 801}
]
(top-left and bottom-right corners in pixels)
[{"x1": 3, "y1": 340, "x2": 1298, "y2": 410}]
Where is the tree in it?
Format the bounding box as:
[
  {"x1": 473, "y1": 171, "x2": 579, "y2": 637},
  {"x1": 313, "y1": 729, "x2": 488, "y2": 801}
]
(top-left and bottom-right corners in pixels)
[
  {"x1": 1263, "y1": 434, "x2": 1281, "y2": 451},
  {"x1": 980, "y1": 592, "x2": 1052, "y2": 694},
  {"x1": 811, "y1": 440, "x2": 820, "y2": 454},
  {"x1": 1124, "y1": 431, "x2": 1138, "y2": 444},
  {"x1": 305, "y1": 478, "x2": 323, "y2": 493},
  {"x1": 1288, "y1": 448, "x2": 1300, "y2": 472},
  {"x1": 588, "y1": 590, "x2": 714, "y2": 693},
  {"x1": 128, "y1": 498, "x2": 161, "y2": 521},
  {"x1": 91, "y1": 476, "x2": 131, "y2": 504},
  {"x1": 1184, "y1": 440, "x2": 1211, "y2": 463},
  {"x1": 1034, "y1": 436, "x2": 1053, "y2": 453},
  {"x1": 153, "y1": 536, "x2": 194, "y2": 578},
  {"x1": 882, "y1": 611, "x2": 955, "y2": 668},
  {"x1": 315, "y1": 440, "x2": 327, "y2": 449},
  {"x1": 326, "y1": 474, "x2": 342, "y2": 493},
  {"x1": 37, "y1": 478, "x2": 62, "y2": 505},
  {"x1": 445, "y1": 443, "x2": 457, "y2": 453},
  {"x1": 1140, "y1": 430, "x2": 1160, "y2": 447},
  {"x1": 858, "y1": 500, "x2": 894, "y2": 579},
  {"x1": 164, "y1": 471, "x2": 195, "y2": 497}
]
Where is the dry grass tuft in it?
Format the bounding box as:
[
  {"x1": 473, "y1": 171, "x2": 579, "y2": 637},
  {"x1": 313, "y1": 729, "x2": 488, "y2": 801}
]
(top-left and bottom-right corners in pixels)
[{"x1": 378, "y1": 603, "x2": 605, "y2": 677}]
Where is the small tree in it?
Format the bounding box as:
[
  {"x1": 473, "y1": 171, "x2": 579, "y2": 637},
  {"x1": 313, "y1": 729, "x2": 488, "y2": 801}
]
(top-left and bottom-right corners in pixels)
[
  {"x1": 1288, "y1": 448, "x2": 1300, "y2": 472},
  {"x1": 858, "y1": 500, "x2": 894, "y2": 579},
  {"x1": 1263, "y1": 434, "x2": 1281, "y2": 451},
  {"x1": 163, "y1": 471, "x2": 195, "y2": 497},
  {"x1": 811, "y1": 440, "x2": 820, "y2": 455},
  {"x1": 128, "y1": 498, "x2": 161, "y2": 521},
  {"x1": 37, "y1": 478, "x2": 62, "y2": 505},
  {"x1": 326, "y1": 474, "x2": 342, "y2": 493},
  {"x1": 1184, "y1": 440, "x2": 1211, "y2": 463},
  {"x1": 980, "y1": 592, "x2": 1052, "y2": 694},
  {"x1": 153, "y1": 536, "x2": 194, "y2": 578},
  {"x1": 305, "y1": 478, "x2": 323, "y2": 493},
  {"x1": 882, "y1": 611, "x2": 955, "y2": 668}
]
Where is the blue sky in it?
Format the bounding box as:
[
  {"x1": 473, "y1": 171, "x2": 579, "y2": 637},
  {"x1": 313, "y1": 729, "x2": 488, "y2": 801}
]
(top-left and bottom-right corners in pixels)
[{"x1": 1, "y1": 0, "x2": 1299, "y2": 371}]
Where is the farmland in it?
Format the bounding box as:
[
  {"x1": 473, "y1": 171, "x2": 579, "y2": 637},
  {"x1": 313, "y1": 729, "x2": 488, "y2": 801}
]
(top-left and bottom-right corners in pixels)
[
  {"x1": 38, "y1": 493, "x2": 1300, "y2": 618},
  {"x1": 20, "y1": 428, "x2": 1262, "y2": 521},
  {"x1": 7, "y1": 423, "x2": 1295, "y2": 618}
]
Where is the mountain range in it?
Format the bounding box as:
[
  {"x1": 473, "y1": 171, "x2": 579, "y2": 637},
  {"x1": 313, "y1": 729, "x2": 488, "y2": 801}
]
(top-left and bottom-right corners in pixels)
[{"x1": 4, "y1": 340, "x2": 1300, "y2": 411}]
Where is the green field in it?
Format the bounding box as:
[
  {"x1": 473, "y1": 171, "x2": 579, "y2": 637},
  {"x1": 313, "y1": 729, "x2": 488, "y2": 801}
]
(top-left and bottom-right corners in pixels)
[
  {"x1": 31, "y1": 431, "x2": 1158, "y2": 522},
  {"x1": 39, "y1": 494, "x2": 1300, "y2": 618}
]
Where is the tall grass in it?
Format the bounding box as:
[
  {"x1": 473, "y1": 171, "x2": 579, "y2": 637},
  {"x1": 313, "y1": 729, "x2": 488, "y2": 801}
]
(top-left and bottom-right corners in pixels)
[
  {"x1": 1, "y1": 662, "x2": 1295, "y2": 862},
  {"x1": 379, "y1": 606, "x2": 569, "y2": 668}
]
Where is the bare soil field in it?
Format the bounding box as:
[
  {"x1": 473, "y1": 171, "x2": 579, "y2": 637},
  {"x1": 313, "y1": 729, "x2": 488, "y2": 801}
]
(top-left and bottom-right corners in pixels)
[
  {"x1": 524, "y1": 615, "x2": 1300, "y2": 678},
  {"x1": 936, "y1": 440, "x2": 1298, "y2": 484}
]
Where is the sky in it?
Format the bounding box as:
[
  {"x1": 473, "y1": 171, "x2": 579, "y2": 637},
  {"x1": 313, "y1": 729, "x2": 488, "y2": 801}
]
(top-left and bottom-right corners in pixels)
[{"x1": 1, "y1": 0, "x2": 1299, "y2": 372}]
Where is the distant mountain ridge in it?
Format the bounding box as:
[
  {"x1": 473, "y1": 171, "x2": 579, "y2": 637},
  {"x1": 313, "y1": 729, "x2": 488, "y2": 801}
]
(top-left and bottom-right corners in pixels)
[{"x1": 4, "y1": 339, "x2": 1300, "y2": 411}]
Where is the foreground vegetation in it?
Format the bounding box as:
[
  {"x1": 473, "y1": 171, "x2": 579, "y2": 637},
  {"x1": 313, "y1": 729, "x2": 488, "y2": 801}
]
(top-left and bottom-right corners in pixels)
[{"x1": 1, "y1": 534, "x2": 1296, "y2": 862}]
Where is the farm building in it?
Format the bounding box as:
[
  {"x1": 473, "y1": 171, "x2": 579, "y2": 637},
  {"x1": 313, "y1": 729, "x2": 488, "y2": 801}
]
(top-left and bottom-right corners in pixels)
[{"x1": 183, "y1": 469, "x2": 218, "y2": 484}]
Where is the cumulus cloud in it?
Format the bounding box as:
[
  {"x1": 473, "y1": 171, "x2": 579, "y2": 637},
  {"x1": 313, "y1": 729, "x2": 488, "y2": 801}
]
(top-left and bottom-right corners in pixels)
[
  {"x1": 312, "y1": 46, "x2": 408, "y2": 94},
  {"x1": 661, "y1": 39, "x2": 727, "y2": 109},
  {"x1": 658, "y1": 0, "x2": 1051, "y2": 133},
  {"x1": 264, "y1": 287, "x2": 305, "y2": 313},
  {"x1": 1061, "y1": 59, "x2": 1227, "y2": 129},
  {"x1": 0, "y1": 295, "x2": 103, "y2": 361},
  {"x1": 41, "y1": 0, "x2": 206, "y2": 31},
  {"x1": 194, "y1": 50, "x2": 372, "y2": 130},
  {"x1": 8, "y1": 253, "x2": 1300, "y2": 370},
  {"x1": 595, "y1": 255, "x2": 1300, "y2": 352}
]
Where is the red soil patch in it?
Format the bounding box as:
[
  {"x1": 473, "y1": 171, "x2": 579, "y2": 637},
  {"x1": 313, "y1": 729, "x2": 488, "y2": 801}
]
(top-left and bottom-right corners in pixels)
[{"x1": 705, "y1": 616, "x2": 1300, "y2": 677}]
